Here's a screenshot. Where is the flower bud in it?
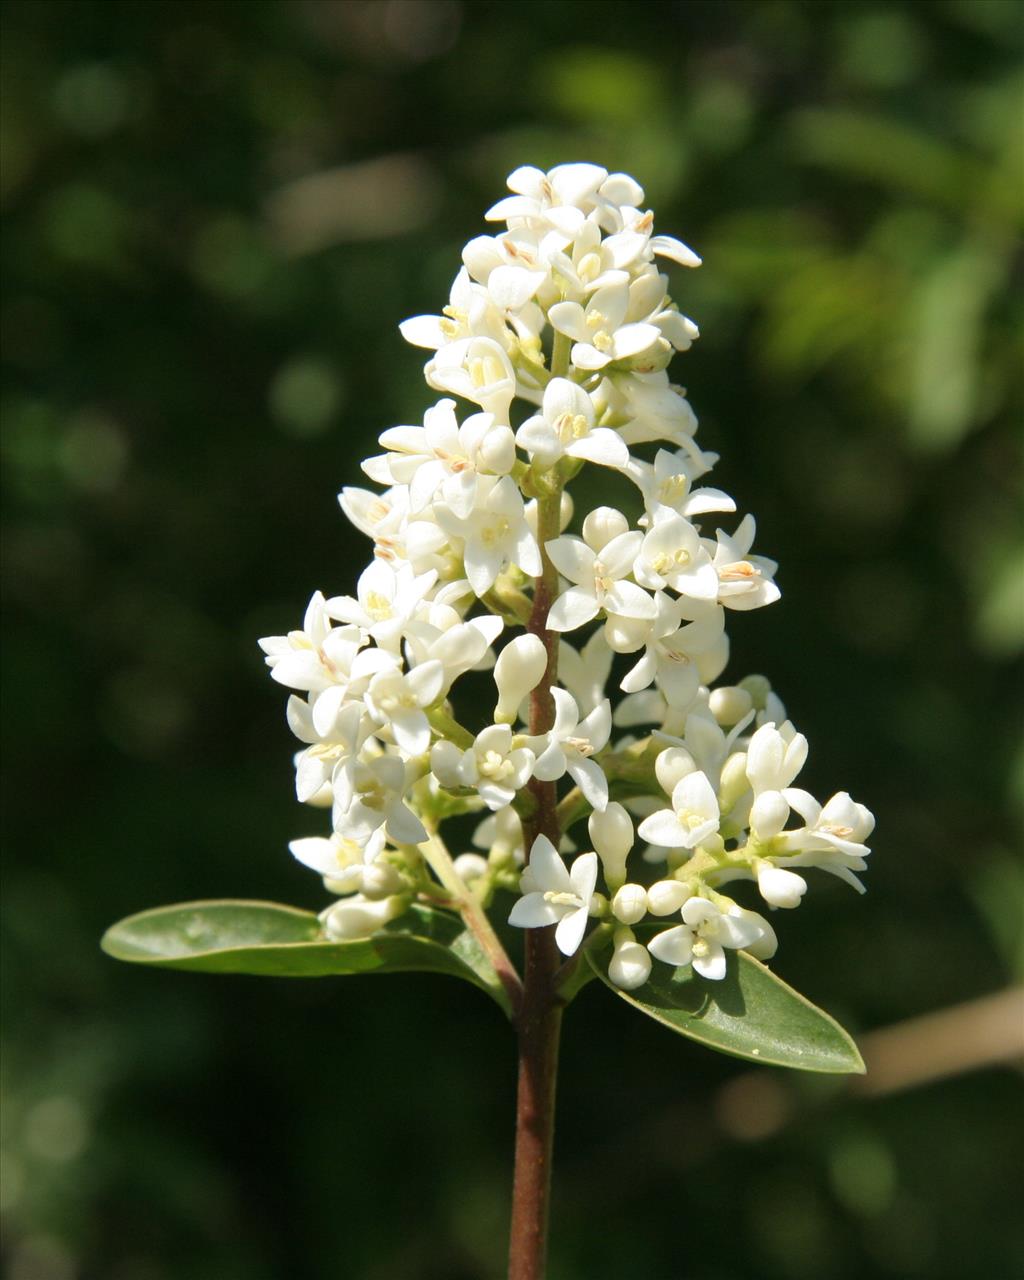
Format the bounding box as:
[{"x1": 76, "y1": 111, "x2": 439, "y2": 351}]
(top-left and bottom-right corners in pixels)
[
  {"x1": 608, "y1": 928, "x2": 652, "y2": 990},
  {"x1": 655, "y1": 746, "x2": 695, "y2": 795},
  {"x1": 756, "y1": 863, "x2": 807, "y2": 909},
  {"x1": 611, "y1": 883, "x2": 648, "y2": 925},
  {"x1": 453, "y1": 852, "x2": 489, "y2": 883},
  {"x1": 738, "y1": 674, "x2": 771, "y2": 710},
  {"x1": 588, "y1": 802, "x2": 634, "y2": 890},
  {"x1": 750, "y1": 790, "x2": 790, "y2": 841},
  {"x1": 493, "y1": 634, "x2": 548, "y2": 724},
  {"x1": 647, "y1": 879, "x2": 690, "y2": 916},
  {"x1": 582, "y1": 506, "x2": 629, "y2": 552},
  {"x1": 321, "y1": 893, "x2": 406, "y2": 940},
  {"x1": 709, "y1": 685, "x2": 753, "y2": 727},
  {"x1": 478, "y1": 423, "x2": 516, "y2": 474},
  {"x1": 718, "y1": 751, "x2": 750, "y2": 812},
  {"x1": 360, "y1": 862, "x2": 404, "y2": 900}
]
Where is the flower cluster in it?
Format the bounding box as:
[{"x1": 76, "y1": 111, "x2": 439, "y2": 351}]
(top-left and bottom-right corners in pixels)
[{"x1": 260, "y1": 162, "x2": 873, "y2": 987}]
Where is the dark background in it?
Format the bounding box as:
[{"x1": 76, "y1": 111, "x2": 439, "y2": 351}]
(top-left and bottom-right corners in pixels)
[{"x1": 2, "y1": 1, "x2": 1022, "y2": 1277}]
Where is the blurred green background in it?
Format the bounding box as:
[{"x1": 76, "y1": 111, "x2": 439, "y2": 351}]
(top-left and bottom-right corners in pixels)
[{"x1": 2, "y1": 1, "x2": 1022, "y2": 1277}]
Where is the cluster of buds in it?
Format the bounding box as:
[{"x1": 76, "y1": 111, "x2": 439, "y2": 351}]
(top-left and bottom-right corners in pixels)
[{"x1": 260, "y1": 163, "x2": 873, "y2": 990}]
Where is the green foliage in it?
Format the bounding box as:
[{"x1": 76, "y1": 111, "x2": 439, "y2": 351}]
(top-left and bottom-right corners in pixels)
[
  {"x1": 103, "y1": 900, "x2": 513, "y2": 1013},
  {"x1": 587, "y1": 944, "x2": 864, "y2": 1074}
]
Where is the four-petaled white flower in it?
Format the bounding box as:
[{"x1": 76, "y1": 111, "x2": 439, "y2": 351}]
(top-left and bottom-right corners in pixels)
[
  {"x1": 524, "y1": 689, "x2": 612, "y2": 811},
  {"x1": 508, "y1": 835, "x2": 599, "y2": 956},
  {"x1": 546, "y1": 527, "x2": 655, "y2": 633},
  {"x1": 364, "y1": 661, "x2": 445, "y2": 756},
  {"x1": 647, "y1": 897, "x2": 770, "y2": 980},
  {"x1": 431, "y1": 724, "x2": 536, "y2": 811},
  {"x1": 365, "y1": 399, "x2": 515, "y2": 519},
  {"x1": 435, "y1": 475, "x2": 542, "y2": 597},
  {"x1": 637, "y1": 770, "x2": 721, "y2": 849},
  {"x1": 549, "y1": 281, "x2": 661, "y2": 372},
  {"x1": 516, "y1": 377, "x2": 628, "y2": 471}
]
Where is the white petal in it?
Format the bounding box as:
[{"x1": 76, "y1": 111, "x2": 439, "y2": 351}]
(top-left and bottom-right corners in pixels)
[
  {"x1": 568, "y1": 428, "x2": 629, "y2": 468},
  {"x1": 554, "y1": 905, "x2": 590, "y2": 956},
  {"x1": 547, "y1": 586, "x2": 599, "y2": 632},
  {"x1": 647, "y1": 925, "x2": 694, "y2": 968},
  {"x1": 567, "y1": 756, "x2": 608, "y2": 811},
  {"x1": 692, "y1": 942, "x2": 726, "y2": 980},
  {"x1": 509, "y1": 892, "x2": 562, "y2": 929},
  {"x1": 636, "y1": 809, "x2": 693, "y2": 848}
]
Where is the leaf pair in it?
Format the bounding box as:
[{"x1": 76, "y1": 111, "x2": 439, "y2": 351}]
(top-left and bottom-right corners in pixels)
[{"x1": 103, "y1": 900, "x2": 863, "y2": 1073}]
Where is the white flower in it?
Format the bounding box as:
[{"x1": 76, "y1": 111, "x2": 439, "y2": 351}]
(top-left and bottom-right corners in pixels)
[
  {"x1": 289, "y1": 827, "x2": 387, "y2": 894},
  {"x1": 709, "y1": 514, "x2": 780, "y2": 611},
  {"x1": 647, "y1": 897, "x2": 770, "y2": 980},
  {"x1": 364, "y1": 660, "x2": 445, "y2": 756},
  {"x1": 399, "y1": 267, "x2": 505, "y2": 351},
  {"x1": 425, "y1": 336, "x2": 517, "y2": 420},
  {"x1": 365, "y1": 399, "x2": 515, "y2": 519},
  {"x1": 486, "y1": 162, "x2": 609, "y2": 237},
  {"x1": 546, "y1": 527, "x2": 655, "y2": 633},
  {"x1": 634, "y1": 513, "x2": 719, "y2": 601},
  {"x1": 525, "y1": 688, "x2": 612, "y2": 811},
  {"x1": 548, "y1": 281, "x2": 662, "y2": 372},
  {"x1": 516, "y1": 377, "x2": 628, "y2": 470},
  {"x1": 772, "y1": 790, "x2": 874, "y2": 891},
  {"x1": 286, "y1": 696, "x2": 367, "y2": 804},
  {"x1": 431, "y1": 723, "x2": 535, "y2": 810},
  {"x1": 434, "y1": 475, "x2": 542, "y2": 597},
  {"x1": 325, "y1": 561, "x2": 437, "y2": 654},
  {"x1": 620, "y1": 598, "x2": 725, "y2": 711},
  {"x1": 333, "y1": 754, "x2": 427, "y2": 847},
  {"x1": 508, "y1": 835, "x2": 599, "y2": 956},
  {"x1": 626, "y1": 447, "x2": 735, "y2": 525},
  {"x1": 259, "y1": 593, "x2": 361, "y2": 694},
  {"x1": 637, "y1": 770, "x2": 720, "y2": 849}
]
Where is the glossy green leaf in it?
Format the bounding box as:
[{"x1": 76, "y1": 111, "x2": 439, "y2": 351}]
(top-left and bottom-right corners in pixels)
[
  {"x1": 586, "y1": 943, "x2": 864, "y2": 1074},
  {"x1": 102, "y1": 899, "x2": 512, "y2": 1015}
]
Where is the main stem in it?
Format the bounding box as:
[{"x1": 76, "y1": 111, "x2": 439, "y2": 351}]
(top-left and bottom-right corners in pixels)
[{"x1": 508, "y1": 467, "x2": 565, "y2": 1280}]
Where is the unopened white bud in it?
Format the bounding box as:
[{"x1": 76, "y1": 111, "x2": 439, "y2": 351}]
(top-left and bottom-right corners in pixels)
[
  {"x1": 756, "y1": 863, "x2": 807, "y2": 909},
  {"x1": 453, "y1": 852, "x2": 489, "y2": 883},
  {"x1": 647, "y1": 879, "x2": 690, "y2": 916},
  {"x1": 588, "y1": 802, "x2": 634, "y2": 890},
  {"x1": 718, "y1": 751, "x2": 750, "y2": 811},
  {"x1": 750, "y1": 791, "x2": 790, "y2": 841},
  {"x1": 493, "y1": 634, "x2": 548, "y2": 723},
  {"x1": 738, "y1": 674, "x2": 772, "y2": 710},
  {"x1": 611, "y1": 883, "x2": 648, "y2": 925},
  {"x1": 608, "y1": 928, "x2": 652, "y2": 990},
  {"x1": 360, "y1": 862, "x2": 404, "y2": 900},
  {"x1": 478, "y1": 423, "x2": 516, "y2": 474},
  {"x1": 321, "y1": 893, "x2": 406, "y2": 940},
  {"x1": 709, "y1": 685, "x2": 753, "y2": 726},
  {"x1": 655, "y1": 746, "x2": 695, "y2": 795},
  {"x1": 582, "y1": 506, "x2": 629, "y2": 551}
]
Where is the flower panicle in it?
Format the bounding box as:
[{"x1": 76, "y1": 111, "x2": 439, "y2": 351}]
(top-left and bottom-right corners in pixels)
[{"x1": 259, "y1": 161, "x2": 874, "y2": 984}]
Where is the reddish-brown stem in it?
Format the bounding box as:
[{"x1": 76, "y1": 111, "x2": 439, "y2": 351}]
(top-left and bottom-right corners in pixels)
[{"x1": 508, "y1": 486, "x2": 564, "y2": 1280}]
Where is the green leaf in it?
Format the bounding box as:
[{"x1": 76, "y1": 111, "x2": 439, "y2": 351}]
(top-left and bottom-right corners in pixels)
[
  {"x1": 102, "y1": 899, "x2": 512, "y2": 1015},
  {"x1": 586, "y1": 943, "x2": 864, "y2": 1074}
]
